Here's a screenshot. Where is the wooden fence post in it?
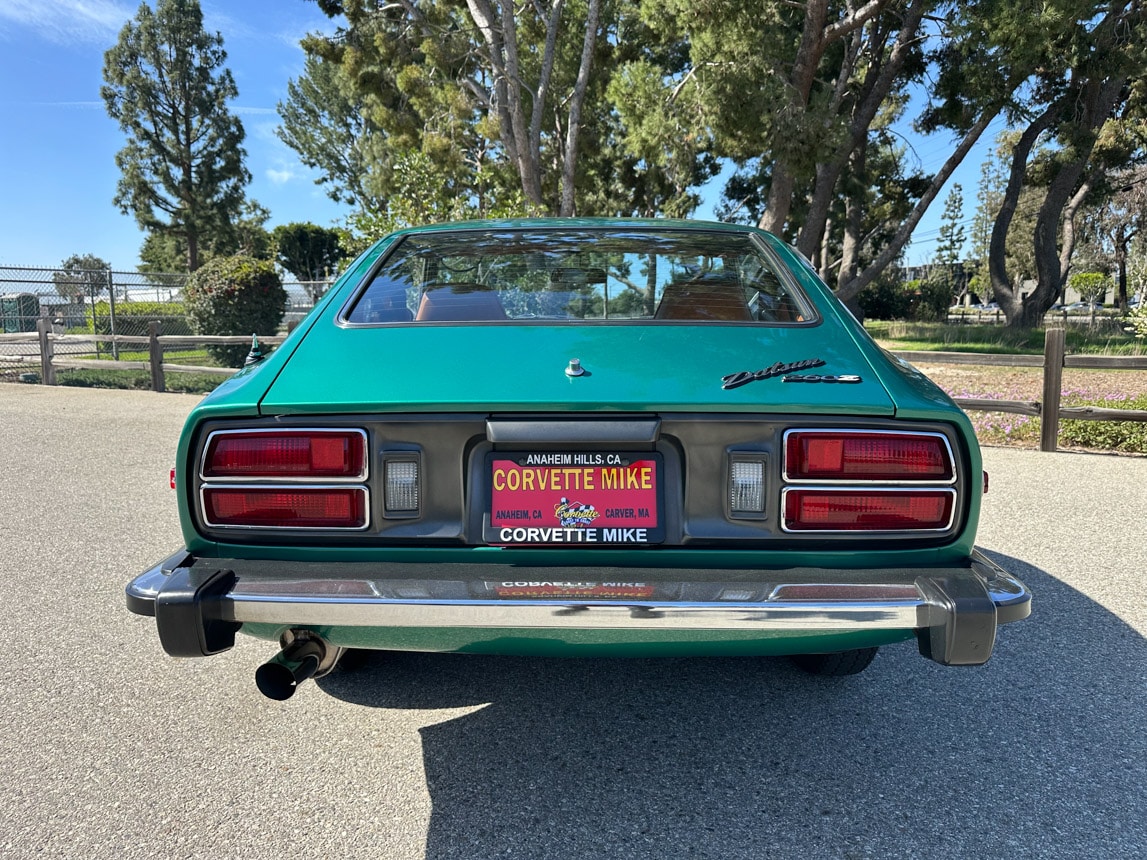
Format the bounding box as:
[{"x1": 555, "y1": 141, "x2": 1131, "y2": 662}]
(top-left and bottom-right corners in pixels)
[
  {"x1": 148, "y1": 321, "x2": 165, "y2": 392},
  {"x1": 36, "y1": 318, "x2": 56, "y2": 385},
  {"x1": 1041, "y1": 327, "x2": 1065, "y2": 452}
]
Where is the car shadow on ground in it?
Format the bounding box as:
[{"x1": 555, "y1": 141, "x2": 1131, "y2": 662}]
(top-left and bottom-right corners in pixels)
[{"x1": 317, "y1": 554, "x2": 1145, "y2": 859}]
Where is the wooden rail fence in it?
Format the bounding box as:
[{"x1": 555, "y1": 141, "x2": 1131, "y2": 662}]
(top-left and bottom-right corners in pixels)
[{"x1": 3, "y1": 323, "x2": 1145, "y2": 453}]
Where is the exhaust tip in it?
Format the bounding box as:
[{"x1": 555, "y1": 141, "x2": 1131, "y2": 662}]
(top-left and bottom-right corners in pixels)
[{"x1": 255, "y1": 637, "x2": 325, "y2": 700}]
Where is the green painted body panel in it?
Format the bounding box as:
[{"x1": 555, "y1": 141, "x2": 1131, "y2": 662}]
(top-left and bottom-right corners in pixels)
[{"x1": 241, "y1": 621, "x2": 912, "y2": 657}]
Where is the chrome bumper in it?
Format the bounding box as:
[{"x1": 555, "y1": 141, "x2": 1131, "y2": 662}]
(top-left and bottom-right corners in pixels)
[{"x1": 126, "y1": 549, "x2": 1030, "y2": 666}]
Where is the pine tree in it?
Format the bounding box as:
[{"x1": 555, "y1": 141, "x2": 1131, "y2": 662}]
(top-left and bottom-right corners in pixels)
[{"x1": 101, "y1": 0, "x2": 249, "y2": 271}]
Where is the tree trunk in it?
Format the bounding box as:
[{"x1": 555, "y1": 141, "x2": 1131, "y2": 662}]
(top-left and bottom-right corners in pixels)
[
  {"x1": 757, "y1": 0, "x2": 887, "y2": 236},
  {"x1": 986, "y1": 104, "x2": 1060, "y2": 323},
  {"x1": 797, "y1": 0, "x2": 928, "y2": 259},
  {"x1": 836, "y1": 108, "x2": 998, "y2": 301},
  {"x1": 560, "y1": 0, "x2": 600, "y2": 216}
]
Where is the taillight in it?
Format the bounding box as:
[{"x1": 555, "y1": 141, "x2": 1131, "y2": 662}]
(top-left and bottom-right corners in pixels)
[
  {"x1": 784, "y1": 431, "x2": 953, "y2": 482},
  {"x1": 782, "y1": 489, "x2": 955, "y2": 532},
  {"x1": 203, "y1": 487, "x2": 368, "y2": 529},
  {"x1": 202, "y1": 430, "x2": 366, "y2": 479},
  {"x1": 199, "y1": 428, "x2": 370, "y2": 530},
  {"x1": 780, "y1": 428, "x2": 960, "y2": 534}
]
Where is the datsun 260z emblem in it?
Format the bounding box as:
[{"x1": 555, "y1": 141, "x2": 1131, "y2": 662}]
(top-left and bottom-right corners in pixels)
[
  {"x1": 783, "y1": 374, "x2": 862, "y2": 384},
  {"x1": 721, "y1": 358, "x2": 825, "y2": 389}
]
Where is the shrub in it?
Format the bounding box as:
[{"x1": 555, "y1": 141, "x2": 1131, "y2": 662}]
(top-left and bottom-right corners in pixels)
[
  {"x1": 90, "y1": 301, "x2": 193, "y2": 336},
  {"x1": 857, "y1": 275, "x2": 912, "y2": 320},
  {"x1": 183, "y1": 255, "x2": 286, "y2": 366},
  {"x1": 909, "y1": 276, "x2": 956, "y2": 322},
  {"x1": 1058, "y1": 392, "x2": 1147, "y2": 453}
]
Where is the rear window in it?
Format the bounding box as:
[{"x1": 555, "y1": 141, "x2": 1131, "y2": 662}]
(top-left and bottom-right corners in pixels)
[{"x1": 343, "y1": 228, "x2": 816, "y2": 325}]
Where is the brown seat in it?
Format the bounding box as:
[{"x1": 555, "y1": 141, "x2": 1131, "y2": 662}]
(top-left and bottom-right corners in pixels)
[
  {"x1": 415, "y1": 284, "x2": 508, "y2": 321},
  {"x1": 655, "y1": 279, "x2": 753, "y2": 321}
]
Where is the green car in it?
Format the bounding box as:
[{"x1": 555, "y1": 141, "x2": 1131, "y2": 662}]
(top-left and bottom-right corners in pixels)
[{"x1": 127, "y1": 219, "x2": 1030, "y2": 699}]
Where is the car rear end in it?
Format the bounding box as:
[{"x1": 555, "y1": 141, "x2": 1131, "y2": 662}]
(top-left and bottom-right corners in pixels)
[{"x1": 127, "y1": 221, "x2": 1030, "y2": 698}]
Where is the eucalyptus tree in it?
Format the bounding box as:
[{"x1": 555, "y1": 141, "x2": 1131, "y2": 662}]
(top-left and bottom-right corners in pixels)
[
  {"x1": 101, "y1": 0, "x2": 249, "y2": 272},
  {"x1": 984, "y1": 0, "x2": 1147, "y2": 327}
]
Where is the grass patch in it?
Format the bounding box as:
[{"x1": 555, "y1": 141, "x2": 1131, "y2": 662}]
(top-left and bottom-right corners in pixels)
[
  {"x1": 866, "y1": 321, "x2": 1147, "y2": 355},
  {"x1": 57, "y1": 368, "x2": 226, "y2": 394}
]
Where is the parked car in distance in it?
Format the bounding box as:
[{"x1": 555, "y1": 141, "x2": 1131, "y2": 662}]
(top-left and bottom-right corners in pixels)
[
  {"x1": 1065, "y1": 301, "x2": 1103, "y2": 313},
  {"x1": 126, "y1": 219, "x2": 1030, "y2": 700}
]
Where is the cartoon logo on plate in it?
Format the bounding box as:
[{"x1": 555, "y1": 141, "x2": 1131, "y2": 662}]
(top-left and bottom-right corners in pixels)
[{"x1": 554, "y1": 498, "x2": 600, "y2": 528}]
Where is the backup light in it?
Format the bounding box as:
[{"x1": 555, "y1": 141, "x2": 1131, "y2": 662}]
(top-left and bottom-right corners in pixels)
[
  {"x1": 783, "y1": 489, "x2": 955, "y2": 532},
  {"x1": 785, "y1": 431, "x2": 953, "y2": 482},
  {"x1": 728, "y1": 455, "x2": 766, "y2": 517},
  {"x1": 203, "y1": 487, "x2": 368, "y2": 529},
  {"x1": 202, "y1": 430, "x2": 366, "y2": 479},
  {"x1": 384, "y1": 456, "x2": 420, "y2": 515}
]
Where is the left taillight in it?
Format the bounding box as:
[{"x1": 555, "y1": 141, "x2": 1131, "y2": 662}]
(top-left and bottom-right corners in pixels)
[{"x1": 198, "y1": 429, "x2": 370, "y2": 530}]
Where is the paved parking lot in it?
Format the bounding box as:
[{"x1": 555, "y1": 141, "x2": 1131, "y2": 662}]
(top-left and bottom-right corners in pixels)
[{"x1": 0, "y1": 383, "x2": 1143, "y2": 859}]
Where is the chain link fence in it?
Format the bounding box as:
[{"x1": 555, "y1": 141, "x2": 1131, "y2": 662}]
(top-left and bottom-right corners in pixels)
[{"x1": 0, "y1": 265, "x2": 326, "y2": 374}]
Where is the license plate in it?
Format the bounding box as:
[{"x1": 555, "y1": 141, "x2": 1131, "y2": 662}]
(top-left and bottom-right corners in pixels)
[{"x1": 485, "y1": 452, "x2": 663, "y2": 545}]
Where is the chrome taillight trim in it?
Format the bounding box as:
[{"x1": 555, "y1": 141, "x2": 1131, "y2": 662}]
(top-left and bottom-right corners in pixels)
[
  {"x1": 199, "y1": 484, "x2": 371, "y2": 531},
  {"x1": 779, "y1": 486, "x2": 958, "y2": 534},
  {"x1": 199, "y1": 427, "x2": 369, "y2": 483},
  {"x1": 781, "y1": 428, "x2": 957, "y2": 486}
]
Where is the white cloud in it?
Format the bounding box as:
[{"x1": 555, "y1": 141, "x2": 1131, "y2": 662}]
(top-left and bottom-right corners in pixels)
[
  {"x1": 266, "y1": 167, "x2": 296, "y2": 185},
  {"x1": 0, "y1": 0, "x2": 133, "y2": 45}
]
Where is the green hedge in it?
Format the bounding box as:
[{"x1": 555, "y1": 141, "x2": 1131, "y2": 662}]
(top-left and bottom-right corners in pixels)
[{"x1": 89, "y1": 301, "x2": 193, "y2": 336}]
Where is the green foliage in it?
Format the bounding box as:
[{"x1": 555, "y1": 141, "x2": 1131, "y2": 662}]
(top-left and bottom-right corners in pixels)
[
  {"x1": 910, "y1": 277, "x2": 957, "y2": 322},
  {"x1": 276, "y1": 53, "x2": 379, "y2": 211},
  {"x1": 57, "y1": 368, "x2": 223, "y2": 394},
  {"x1": 53, "y1": 254, "x2": 111, "y2": 300},
  {"x1": 272, "y1": 222, "x2": 346, "y2": 286},
  {"x1": 1125, "y1": 305, "x2": 1147, "y2": 339},
  {"x1": 1067, "y1": 271, "x2": 1114, "y2": 303},
  {"x1": 935, "y1": 184, "x2": 965, "y2": 266},
  {"x1": 89, "y1": 301, "x2": 192, "y2": 336},
  {"x1": 857, "y1": 275, "x2": 912, "y2": 321},
  {"x1": 1059, "y1": 393, "x2": 1147, "y2": 453},
  {"x1": 183, "y1": 255, "x2": 286, "y2": 366},
  {"x1": 101, "y1": 0, "x2": 249, "y2": 271}
]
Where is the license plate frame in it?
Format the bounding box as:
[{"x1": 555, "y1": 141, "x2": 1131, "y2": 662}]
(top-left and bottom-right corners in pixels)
[{"x1": 484, "y1": 451, "x2": 665, "y2": 546}]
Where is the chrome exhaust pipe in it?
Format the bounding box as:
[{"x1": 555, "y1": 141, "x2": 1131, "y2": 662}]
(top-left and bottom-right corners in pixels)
[{"x1": 255, "y1": 637, "x2": 326, "y2": 700}]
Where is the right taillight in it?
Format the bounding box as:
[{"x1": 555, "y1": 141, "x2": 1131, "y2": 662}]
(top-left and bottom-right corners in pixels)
[
  {"x1": 784, "y1": 430, "x2": 953, "y2": 482},
  {"x1": 781, "y1": 429, "x2": 958, "y2": 534},
  {"x1": 782, "y1": 488, "x2": 955, "y2": 532}
]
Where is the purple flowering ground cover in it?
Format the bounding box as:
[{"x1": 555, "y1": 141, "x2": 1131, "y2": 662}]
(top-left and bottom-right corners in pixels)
[{"x1": 911, "y1": 364, "x2": 1147, "y2": 454}]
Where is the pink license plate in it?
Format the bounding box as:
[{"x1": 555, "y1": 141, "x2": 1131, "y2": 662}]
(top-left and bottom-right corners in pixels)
[{"x1": 486, "y1": 453, "x2": 663, "y2": 545}]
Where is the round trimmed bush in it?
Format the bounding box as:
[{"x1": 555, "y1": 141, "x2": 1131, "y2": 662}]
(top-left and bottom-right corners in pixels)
[{"x1": 184, "y1": 255, "x2": 286, "y2": 366}]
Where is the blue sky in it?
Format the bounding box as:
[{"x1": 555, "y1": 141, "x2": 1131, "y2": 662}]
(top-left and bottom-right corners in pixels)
[{"x1": 0, "y1": 0, "x2": 988, "y2": 272}]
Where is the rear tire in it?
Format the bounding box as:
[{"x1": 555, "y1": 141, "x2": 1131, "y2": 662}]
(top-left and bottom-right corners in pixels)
[{"x1": 790, "y1": 647, "x2": 879, "y2": 676}]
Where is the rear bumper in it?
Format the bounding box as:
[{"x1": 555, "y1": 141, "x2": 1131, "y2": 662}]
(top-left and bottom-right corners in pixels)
[{"x1": 126, "y1": 549, "x2": 1030, "y2": 666}]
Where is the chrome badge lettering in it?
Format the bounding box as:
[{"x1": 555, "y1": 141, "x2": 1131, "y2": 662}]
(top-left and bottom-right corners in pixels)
[
  {"x1": 721, "y1": 358, "x2": 826, "y2": 390},
  {"x1": 783, "y1": 374, "x2": 862, "y2": 384}
]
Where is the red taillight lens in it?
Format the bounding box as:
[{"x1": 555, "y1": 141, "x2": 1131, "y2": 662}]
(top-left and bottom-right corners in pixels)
[
  {"x1": 783, "y1": 489, "x2": 954, "y2": 531},
  {"x1": 203, "y1": 431, "x2": 366, "y2": 479},
  {"x1": 203, "y1": 487, "x2": 367, "y2": 529},
  {"x1": 785, "y1": 432, "x2": 953, "y2": 481}
]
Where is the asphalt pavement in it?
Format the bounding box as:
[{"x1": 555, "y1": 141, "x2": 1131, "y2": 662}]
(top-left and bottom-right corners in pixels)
[{"x1": 0, "y1": 383, "x2": 1143, "y2": 859}]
